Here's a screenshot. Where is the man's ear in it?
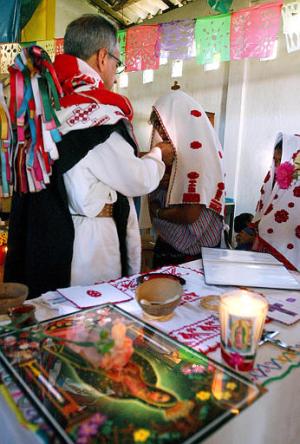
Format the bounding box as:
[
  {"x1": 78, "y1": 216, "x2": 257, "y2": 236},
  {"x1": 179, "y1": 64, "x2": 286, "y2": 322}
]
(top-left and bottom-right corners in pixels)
[{"x1": 97, "y1": 48, "x2": 107, "y2": 73}]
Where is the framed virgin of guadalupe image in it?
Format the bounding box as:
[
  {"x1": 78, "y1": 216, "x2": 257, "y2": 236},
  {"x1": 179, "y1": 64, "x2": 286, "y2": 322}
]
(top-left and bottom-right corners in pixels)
[{"x1": 0, "y1": 304, "x2": 265, "y2": 444}]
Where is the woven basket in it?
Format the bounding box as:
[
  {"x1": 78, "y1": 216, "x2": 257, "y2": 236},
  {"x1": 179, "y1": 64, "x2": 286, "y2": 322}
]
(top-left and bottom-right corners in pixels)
[{"x1": 0, "y1": 283, "x2": 29, "y2": 314}]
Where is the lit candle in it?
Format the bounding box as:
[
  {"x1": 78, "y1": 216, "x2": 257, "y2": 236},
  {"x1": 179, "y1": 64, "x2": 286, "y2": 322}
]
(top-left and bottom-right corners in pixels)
[{"x1": 219, "y1": 289, "x2": 268, "y2": 371}]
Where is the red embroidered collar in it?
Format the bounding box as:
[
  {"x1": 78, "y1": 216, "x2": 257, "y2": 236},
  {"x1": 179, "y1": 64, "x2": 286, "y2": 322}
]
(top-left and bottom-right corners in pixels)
[{"x1": 54, "y1": 54, "x2": 133, "y2": 121}]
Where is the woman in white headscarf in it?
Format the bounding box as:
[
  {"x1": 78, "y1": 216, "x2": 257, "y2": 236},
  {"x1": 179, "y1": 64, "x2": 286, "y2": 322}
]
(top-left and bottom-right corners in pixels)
[
  {"x1": 148, "y1": 90, "x2": 225, "y2": 268},
  {"x1": 252, "y1": 133, "x2": 300, "y2": 271}
]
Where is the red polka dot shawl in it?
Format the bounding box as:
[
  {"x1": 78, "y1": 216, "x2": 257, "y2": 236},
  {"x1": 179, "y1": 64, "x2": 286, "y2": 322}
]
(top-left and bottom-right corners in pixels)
[
  {"x1": 253, "y1": 133, "x2": 300, "y2": 271},
  {"x1": 150, "y1": 90, "x2": 225, "y2": 216}
]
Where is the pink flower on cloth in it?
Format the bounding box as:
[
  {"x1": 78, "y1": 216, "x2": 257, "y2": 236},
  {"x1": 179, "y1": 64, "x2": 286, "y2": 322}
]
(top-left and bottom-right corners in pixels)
[{"x1": 276, "y1": 161, "x2": 295, "y2": 189}]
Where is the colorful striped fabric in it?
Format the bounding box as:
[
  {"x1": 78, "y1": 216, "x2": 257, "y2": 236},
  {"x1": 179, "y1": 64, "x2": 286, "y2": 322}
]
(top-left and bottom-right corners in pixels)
[{"x1": 150, "y1": 188, "x2": 223, "y2": 255}]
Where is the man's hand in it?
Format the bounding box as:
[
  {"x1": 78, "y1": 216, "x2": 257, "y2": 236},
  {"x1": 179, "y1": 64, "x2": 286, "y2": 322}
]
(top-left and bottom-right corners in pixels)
[{"x1": 156, "y1": 142, "x2": 175, "y2": 166}]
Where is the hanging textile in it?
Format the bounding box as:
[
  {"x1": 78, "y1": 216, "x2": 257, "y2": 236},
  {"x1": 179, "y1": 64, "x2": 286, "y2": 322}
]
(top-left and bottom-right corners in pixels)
[
  {"x1": 7, "y1": 45, "x2": 62, "y2": 193},
  {"x1": 208, "y1": 0, "x2": 233, "y2": 14},
  {"x1": 125, "y1": 25, "x2": 160, "y2": 72},
  {"x1": 0, "y1": 0, "x2": 21, "y2": 42},
  {"x1": 0, "y1": 44, "x2": 21, "y2": 74},
  {"x1": 159, "y1": 20, "x2": 195, "y2": 60},
  {"x1": 0, "y1": 83, "x2": 13, "y2": 197},
  {"x1": 21, "y1": 0, "x2": 56, "y2": 42},
  {"x1": 230, "y1": 1, "x2": 283, "y2": 60},
  {"x1": 282, "y1": 2, "x2": 300, "y2": 53},
  {"x1": 195, "y1": 14, "x2": 231, "y2": 65},
  {"x1": 20, "y1": 0, "x2": 42, "y2": 29},
  {"x1": 117, "y1": 30, "x2": 126, "y2": 65},
  {"x1": 55, "y1": 38, "x2": 64, "y2": 56}
]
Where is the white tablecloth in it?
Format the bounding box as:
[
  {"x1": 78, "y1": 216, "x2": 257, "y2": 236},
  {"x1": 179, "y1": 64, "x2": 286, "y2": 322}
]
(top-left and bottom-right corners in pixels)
[{"x1": 1, "y1": 259, "x2": 300, "y2": 444}]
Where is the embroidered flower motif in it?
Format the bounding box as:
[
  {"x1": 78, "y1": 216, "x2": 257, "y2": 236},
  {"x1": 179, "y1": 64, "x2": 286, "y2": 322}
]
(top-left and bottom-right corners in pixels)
[
  {"x1": 293, "y1": 186, "x2": 300, "y2": 197},
  {"x1": 274, "y1": 209, "x2": 289, "y2": 223},
  {"x1": 276, "y1": 161, "x2": 295, "y2": 189},
  {"x1": 133, "y1": 428, "x2": 151, "y2": 442},
  {"x1": 264, "y1": 204, "x2": 273, "y2": 215},
  {"x1": 196, "y1": 391, "x2": 211, "y2": 401},
  {"x1": 287, "y1": 243, "x2": 294, "y2": 249},
  {"x1": 295, "y1": 225, "x2": 300, "y2": 239},
  {"x1": 288, "y1": 202, "x2": 295, "y2": 208},
  {"x1": 267, "y1": 228, "x2": 273, "y2": 234}
]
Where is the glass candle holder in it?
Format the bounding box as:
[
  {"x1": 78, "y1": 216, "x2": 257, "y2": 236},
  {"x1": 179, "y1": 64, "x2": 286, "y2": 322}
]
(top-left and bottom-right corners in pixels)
[{"x1": 219, "y1": 289, "x2": 268, "y2": 371}]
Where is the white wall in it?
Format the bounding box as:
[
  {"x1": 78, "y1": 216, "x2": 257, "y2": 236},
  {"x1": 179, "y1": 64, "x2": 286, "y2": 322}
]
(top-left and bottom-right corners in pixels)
[
  {"x1": 55, "y1": 0, "x2": 98, "y2": 37},
  {"x1": 56, "y1": 0, "x2": 300, "y2": 218}
]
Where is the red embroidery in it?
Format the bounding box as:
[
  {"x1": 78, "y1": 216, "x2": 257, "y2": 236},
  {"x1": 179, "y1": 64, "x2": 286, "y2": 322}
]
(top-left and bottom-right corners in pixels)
[
  {"x1": 182, "y1": 172, "x2": 200, "y2": 203},
  {"x1": 267, "y1": 228, "x2": 273, "y2": 234},
  {"x1": 180, "y1": 292, "x2": 201, "y2": 305},
  {"x1": 257, "y1": 200, "x2": 263, "y2": 211},
  {"x1": 287, "y1": 243, "x2": 294, "y2": 249},
  {"x1": 190, "y1": 109, "x2": 202, "y2": 117},
  {"x1": 67, "y1": 104, "x2": 98, "y2": 126},
  {"x1": 169, "y1": 315, "x2": 220, "y2": 353},
  {"x1": 288, "y1": 202, "x2": 295, "y2": 208},
  {"x1": 218, "y1": 150, "x2": 223, "y2": 159},
  {"x1": 274, "y1": 194, "x2": 278, "y2": 199},
  {"x1": 264, "y1": 204, "x2": 273, "y2": 215},
  {"x1": 190, "y1": 141, "x2": 202, "y2": 149},
  {"x1": 274, "y1": 209, "x2": 289, "y2": 223},
  {"x1": 87, "y1": 290, "x2": 102, "y2": 297},
  {"x1": 295, "y1": 225, "x2": 300, "y2": 239},
  {"x1": 264, "y1": 171, "x2": 271, "y2": 183},
  {"x1": 209, "y1": 182, "x2": 224, "y2": 214}
]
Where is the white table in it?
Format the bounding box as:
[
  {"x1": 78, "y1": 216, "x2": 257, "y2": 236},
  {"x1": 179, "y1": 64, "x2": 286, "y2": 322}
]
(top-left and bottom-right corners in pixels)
[{"x1": 1, "y1": 259, "x2": 300, "y2": 444}]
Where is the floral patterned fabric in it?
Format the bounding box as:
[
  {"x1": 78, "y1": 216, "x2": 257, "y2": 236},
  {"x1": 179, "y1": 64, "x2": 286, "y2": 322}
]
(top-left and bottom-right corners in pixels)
[{"x1": 253, "y1": 133, "x2": 300, "y2": 271}]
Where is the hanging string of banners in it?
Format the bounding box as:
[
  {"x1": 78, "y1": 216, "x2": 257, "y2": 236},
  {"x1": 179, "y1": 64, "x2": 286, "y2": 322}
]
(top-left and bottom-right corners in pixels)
[{"x1": 0, "y1": 1, "x2": 299, "y2": 76}]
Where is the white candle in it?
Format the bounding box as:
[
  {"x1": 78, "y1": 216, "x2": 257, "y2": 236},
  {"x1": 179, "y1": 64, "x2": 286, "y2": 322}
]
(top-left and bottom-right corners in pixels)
[{"x1": 219, "y1": 289, "x2": 268, "y2": 371}]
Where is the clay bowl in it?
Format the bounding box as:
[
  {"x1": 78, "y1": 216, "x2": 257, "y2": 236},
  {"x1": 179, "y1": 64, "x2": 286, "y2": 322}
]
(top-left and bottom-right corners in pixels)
[
  {"x1": 0, "y1": 283, "x2": 29, "y2": 314},
  {"x1": 136, "y1": 273, "x2": 184, "y2": 320}
]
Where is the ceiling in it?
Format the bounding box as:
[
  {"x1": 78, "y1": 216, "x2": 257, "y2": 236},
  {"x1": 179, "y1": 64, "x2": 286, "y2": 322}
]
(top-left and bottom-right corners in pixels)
[{"x1": 88, "y1": 0, "x2": 197, "y2": 27}]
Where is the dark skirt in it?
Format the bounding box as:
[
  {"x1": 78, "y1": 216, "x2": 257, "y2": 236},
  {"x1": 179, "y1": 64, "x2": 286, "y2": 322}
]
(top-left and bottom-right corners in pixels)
[{"x1": 152, "y1": 237, "x2": 202, "y2": 269}]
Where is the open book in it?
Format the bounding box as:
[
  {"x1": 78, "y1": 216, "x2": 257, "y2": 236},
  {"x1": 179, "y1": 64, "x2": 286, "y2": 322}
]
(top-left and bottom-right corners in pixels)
[{"x1": 202, "y1": 248, "x2": 300, "y2": 290}]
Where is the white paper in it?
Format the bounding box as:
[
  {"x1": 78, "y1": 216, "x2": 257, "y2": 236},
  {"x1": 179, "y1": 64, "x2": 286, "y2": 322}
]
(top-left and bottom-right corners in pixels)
[{"x1": 57, "y1": 283, "x2": 133, "y2": 308}]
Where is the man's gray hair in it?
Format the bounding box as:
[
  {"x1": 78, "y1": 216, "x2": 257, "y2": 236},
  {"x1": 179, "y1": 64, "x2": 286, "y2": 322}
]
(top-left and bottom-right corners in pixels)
[{"x1": 64, "y1": 14, "x2": 118, "y2": 60}]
